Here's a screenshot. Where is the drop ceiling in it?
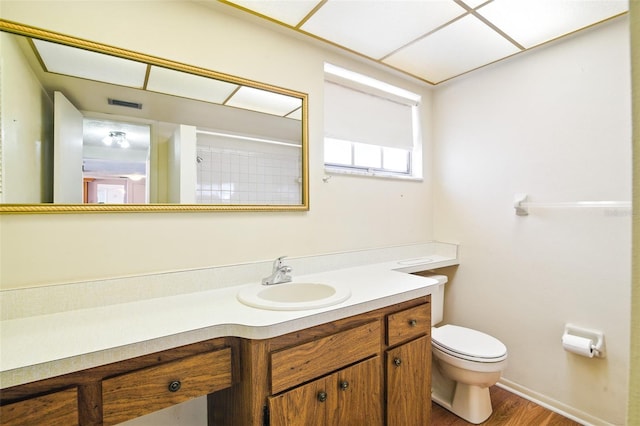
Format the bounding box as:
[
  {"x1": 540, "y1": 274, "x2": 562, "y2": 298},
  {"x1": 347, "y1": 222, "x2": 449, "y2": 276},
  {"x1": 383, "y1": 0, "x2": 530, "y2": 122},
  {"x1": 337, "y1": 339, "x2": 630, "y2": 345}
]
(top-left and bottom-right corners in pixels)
[
  {"x1": 31, "y1": 38, "x2": 303, "y2": 119},
  {"x1": 218, "y1": 0, "x2": 629, "y2": 85}
]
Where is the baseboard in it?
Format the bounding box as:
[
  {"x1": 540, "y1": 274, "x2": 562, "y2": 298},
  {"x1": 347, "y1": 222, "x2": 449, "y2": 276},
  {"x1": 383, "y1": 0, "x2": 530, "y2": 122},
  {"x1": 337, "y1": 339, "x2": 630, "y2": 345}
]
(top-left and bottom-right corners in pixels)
[{"x1": 496, "y1": 378, "x2": 616, "y2": 426}]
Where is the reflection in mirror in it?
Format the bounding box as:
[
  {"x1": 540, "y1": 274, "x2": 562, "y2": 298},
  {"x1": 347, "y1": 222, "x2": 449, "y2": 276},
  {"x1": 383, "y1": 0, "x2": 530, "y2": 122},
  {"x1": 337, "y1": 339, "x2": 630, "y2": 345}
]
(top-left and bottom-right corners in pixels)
[
  {"x1": 0, "y1": 21, "x2": 308, "y2": 212},
  {"x1": 83, "y1": 118, "x2": 151, "y2": 204}
]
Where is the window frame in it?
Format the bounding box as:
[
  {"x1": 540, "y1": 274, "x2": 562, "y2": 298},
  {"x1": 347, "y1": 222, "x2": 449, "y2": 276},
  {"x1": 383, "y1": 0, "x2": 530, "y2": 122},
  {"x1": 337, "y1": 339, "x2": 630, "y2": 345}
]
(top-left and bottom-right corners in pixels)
[
  {"x1": 324, "y1": 138, "x2": 413, "y2": 177},
  {"x1": 323, "y1": 63, "x2": 423, "y2": 181}
]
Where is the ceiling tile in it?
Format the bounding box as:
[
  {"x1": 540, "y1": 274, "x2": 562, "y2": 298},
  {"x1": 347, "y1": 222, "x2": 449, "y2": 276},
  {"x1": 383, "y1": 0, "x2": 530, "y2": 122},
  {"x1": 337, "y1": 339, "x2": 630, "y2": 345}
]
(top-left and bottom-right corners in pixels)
[
  {"x1": 287, "y1": 108, "x2": 303, "y2": 121},
  {"x1": 477, "y1": 0, "x2": 628, "y2": 48},
  {"x1": 458, "y1": 0, "x2": 490, "y2": 8},
  {"x1": 301, "y1": 0, "x2": 466, "y2": 59},
  {"x1": 383, "y1": 14, "x2": 520, "y2": 83},
  {"x1": 33, "y1": 39, "x2": 147, "y2": 88},
  {"x1": 146, "y1": 66, "x2": 238, "y2": 104},
  {"x1": 226, "y1": 86, "x2": 303, "y2": 117},
  {"x1": 224, "y1": 0, "x2": 321, "y2": 26}
]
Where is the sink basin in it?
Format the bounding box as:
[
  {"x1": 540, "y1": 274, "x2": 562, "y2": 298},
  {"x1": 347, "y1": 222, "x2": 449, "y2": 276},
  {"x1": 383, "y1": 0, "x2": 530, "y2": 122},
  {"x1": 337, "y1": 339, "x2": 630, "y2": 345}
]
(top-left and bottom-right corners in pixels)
[{"x1": 237, "y1": 282, "x2": 351, "y2": 311}]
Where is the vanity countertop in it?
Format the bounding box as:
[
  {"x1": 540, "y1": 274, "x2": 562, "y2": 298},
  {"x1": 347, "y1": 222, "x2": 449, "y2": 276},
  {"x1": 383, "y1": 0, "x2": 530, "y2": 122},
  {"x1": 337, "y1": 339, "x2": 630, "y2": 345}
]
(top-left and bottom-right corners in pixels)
[{"x1": 0, "y1": 255, "x2": 456, "y2": 388}]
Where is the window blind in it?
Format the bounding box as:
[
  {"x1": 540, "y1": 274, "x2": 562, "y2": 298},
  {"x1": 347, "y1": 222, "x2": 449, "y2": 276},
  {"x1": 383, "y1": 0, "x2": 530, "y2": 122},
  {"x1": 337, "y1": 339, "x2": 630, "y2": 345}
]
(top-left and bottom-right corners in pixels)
[{"x1": 324, "y1": 81, "x2": 414, "y2": 150}]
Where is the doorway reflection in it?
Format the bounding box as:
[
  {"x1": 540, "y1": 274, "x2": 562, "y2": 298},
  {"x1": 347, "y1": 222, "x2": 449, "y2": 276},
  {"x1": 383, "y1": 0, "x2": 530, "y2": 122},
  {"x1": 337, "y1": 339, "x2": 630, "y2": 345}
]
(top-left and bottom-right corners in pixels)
[{"x1": 82, "y1": 118, "x2": 151, "y2": 204}]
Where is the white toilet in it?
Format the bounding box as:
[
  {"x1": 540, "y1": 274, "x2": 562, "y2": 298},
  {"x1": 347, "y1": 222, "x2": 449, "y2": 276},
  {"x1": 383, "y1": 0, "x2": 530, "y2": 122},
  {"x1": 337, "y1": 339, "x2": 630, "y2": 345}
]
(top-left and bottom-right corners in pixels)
[{"x1": 429, "y1": 275, "x2": 508, "y2": 424}]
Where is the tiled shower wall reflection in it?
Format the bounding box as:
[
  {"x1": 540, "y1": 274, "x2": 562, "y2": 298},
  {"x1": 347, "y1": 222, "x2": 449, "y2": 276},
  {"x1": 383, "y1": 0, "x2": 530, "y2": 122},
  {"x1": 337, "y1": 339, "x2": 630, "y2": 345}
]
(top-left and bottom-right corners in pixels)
[{"x1": 196, "y1": 133, "x2": 302, "y2": 204}]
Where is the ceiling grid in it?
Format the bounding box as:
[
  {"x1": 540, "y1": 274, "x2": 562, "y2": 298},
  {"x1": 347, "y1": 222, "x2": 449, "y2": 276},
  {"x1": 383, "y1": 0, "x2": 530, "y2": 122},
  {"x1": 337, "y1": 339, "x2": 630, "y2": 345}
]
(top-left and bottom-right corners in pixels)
[{"x1": 218, "y1": 0, "x2": 629, "y2": 85}]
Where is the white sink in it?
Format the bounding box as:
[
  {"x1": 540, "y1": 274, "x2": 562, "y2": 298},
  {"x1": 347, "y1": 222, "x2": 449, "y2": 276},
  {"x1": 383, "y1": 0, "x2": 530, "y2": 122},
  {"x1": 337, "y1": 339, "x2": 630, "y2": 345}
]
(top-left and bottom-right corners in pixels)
[{"x1": 237, "y1": 282, "x2": 351, "y2": 311}]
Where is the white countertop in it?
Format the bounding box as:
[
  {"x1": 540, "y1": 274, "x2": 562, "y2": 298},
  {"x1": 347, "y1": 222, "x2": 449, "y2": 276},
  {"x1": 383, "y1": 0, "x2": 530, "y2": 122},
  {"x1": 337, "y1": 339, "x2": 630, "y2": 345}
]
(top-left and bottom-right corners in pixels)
[{"x1": 0, "y1": 255, "x2": 454, "y2": 388}]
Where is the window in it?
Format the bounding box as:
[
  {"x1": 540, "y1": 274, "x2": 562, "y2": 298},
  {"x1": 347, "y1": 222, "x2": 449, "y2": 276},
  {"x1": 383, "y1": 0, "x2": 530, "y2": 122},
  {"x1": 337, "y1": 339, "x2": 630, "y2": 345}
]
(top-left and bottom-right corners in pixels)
[{"x1": 323, "y1": 63, "x2": 422, "y2": 179}]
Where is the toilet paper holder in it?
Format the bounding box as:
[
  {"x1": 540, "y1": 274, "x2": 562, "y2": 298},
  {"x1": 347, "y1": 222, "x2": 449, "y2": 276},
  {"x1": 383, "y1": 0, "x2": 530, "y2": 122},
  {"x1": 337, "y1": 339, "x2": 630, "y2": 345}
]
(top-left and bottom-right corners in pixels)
[{"x1": 563, "y1": 324, "x2": 606, "y2": 358}]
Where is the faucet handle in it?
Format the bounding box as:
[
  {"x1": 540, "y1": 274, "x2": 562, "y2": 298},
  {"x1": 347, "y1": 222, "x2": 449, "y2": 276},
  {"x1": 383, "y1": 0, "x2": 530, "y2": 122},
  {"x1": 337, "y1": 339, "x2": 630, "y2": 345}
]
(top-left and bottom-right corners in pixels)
[{"x1": 274, "y1": 255, "x2": 288, "y2": 269}]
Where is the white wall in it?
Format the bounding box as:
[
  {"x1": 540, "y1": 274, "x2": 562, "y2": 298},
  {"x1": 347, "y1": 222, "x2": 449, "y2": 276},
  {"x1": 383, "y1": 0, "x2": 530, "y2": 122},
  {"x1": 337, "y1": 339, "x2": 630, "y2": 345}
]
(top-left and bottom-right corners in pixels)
[
  {"x1": 168, "y1": 124, "x2": 197, "y2": 204},
  {"x1": 0, "y1": 0, "x2": 434, "y2": 289},
  {"x1": 0, "y1": 32, "x2": 52, "y2": 203},
  {"x1": 433, "y1": 16, "x2": 631, "y2": 425}
]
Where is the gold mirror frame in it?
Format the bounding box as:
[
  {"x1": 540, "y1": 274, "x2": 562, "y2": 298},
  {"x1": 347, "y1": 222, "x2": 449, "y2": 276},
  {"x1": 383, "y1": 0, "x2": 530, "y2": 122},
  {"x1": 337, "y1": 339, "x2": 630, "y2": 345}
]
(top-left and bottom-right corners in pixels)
[{"x1": 0, "y1": 20, "x2": 309, "y2": 214}]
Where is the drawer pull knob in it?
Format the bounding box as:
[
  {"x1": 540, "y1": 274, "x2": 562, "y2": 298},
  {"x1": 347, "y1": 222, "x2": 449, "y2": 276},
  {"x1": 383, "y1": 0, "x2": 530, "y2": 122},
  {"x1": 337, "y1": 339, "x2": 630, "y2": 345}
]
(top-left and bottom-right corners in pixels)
[
  {"x1": 409, "y1": 319, "x2": 417, "y2": 327},
  {"x1": 393, "y1": 357, "x2": 402, "y2": 367},
  {"x1": 339, "y1": 380, "x2": 349, "y2": 391},
  {"x1": 168, "y1": 380, "x2": 182, "y2": 392},
  {"x1": 317, "y1": 391, "x2": 328, "y2": 402}
]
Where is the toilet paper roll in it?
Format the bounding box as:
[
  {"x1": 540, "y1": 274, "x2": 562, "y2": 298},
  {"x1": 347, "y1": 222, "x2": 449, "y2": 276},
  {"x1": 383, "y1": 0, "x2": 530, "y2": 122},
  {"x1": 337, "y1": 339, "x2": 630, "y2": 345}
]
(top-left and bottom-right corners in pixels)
[{"x1": 562, "y1": 334, "x2": 594, "y2": 358}]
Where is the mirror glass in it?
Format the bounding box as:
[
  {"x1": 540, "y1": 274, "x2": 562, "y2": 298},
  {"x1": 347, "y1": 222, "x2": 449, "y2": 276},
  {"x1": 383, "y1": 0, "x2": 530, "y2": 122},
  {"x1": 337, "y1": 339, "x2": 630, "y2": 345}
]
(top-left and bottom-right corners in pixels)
[{"x1": 0, "y1": 21, "x2": 308, "y2": 213}]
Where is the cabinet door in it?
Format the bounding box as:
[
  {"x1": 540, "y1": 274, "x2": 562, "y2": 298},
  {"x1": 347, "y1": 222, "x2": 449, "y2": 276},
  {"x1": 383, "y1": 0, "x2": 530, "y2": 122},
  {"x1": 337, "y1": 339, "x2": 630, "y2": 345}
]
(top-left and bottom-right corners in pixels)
[
  {"x1": 269, "y1": 357, "x2": 382, "y2": 426},
  {"x1": 333, "y1": 356, "x2": 382, "y2": 426},
  {"x1": 269, "y1": 376, "x2": 330, "y2": 426},
  {"x1": 386, "y1": 336, "x2": 431, "y2": 426}
]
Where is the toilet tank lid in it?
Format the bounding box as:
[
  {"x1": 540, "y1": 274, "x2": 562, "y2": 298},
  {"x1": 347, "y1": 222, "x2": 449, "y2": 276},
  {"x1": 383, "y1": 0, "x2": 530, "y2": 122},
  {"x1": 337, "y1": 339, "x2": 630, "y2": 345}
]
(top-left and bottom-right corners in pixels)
[{"x1": 432, "y1": 324, "x2": 507, "y2": 359}]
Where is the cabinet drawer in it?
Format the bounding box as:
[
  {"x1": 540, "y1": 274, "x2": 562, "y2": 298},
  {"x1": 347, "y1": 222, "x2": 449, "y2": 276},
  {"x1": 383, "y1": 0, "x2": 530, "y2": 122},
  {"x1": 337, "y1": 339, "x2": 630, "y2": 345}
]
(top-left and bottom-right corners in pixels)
[
  {"x1": 271, "y1": 321, "x2": 381, "y2": 394},
  {"x1": 386, "y1": 303, "x2": 430, "y2": 347},
  {"x1": 102, "y1": 347, "x2": 232, "y2": 425},
  {"x1": 0, "y1": 387, "x2": 78, "y2": 426}
]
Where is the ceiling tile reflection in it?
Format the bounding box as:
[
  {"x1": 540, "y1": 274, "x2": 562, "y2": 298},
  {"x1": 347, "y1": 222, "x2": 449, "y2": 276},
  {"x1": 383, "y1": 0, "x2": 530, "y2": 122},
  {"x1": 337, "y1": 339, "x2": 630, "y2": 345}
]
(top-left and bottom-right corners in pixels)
[
  {"x1": 33, "y1": 39, "x2": 147, "y2": 88},
  {"x1": 146, "y1": 66, "x2": 238, "y2": 104},
  {"x1": 226, "y1": 86, "x2": 303, "y2": 117}
]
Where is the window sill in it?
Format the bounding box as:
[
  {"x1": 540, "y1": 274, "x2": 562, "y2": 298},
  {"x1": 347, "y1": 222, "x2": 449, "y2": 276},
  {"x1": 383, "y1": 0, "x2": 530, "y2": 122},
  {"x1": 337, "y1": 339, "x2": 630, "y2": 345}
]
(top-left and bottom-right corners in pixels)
[{"x1": 324, "y1": 166, "x2": 423, "y2": 182}]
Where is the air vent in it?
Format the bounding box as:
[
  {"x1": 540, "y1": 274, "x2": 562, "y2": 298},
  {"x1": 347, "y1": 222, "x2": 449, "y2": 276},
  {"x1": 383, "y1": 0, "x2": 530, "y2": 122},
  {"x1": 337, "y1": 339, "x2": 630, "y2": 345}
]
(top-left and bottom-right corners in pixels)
[{"x1": 108, "y1": 98, "x2": 142, "y2": 109}]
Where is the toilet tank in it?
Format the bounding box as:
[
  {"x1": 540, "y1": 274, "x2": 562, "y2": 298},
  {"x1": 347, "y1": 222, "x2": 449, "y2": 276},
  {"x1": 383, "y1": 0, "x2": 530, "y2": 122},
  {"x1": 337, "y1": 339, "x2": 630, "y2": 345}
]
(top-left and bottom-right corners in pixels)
[{"x1": 427, "y1": 275, "x2": 448, "y2": 325}]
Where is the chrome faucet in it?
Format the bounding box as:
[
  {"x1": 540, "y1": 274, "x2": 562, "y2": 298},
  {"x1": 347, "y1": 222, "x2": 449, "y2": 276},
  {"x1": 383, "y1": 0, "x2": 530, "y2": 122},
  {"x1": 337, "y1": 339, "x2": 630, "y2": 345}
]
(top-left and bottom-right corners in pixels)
[{"x1": 262, "y1": 256, "x2": 293, "y2": 285}]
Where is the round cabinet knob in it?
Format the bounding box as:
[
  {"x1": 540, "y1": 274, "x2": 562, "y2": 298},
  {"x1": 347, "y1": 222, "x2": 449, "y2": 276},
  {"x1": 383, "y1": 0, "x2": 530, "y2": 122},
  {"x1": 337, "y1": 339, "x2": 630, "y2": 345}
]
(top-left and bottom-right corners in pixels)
[
  {"x1": 168, "y1": 380, "x2": 182, "y2": 392},
  {"x1": 393, "y1": 357, "x2": 402, "y2": 367},
  {"x1": 317, "y1": 391, "x2": 328, "y2": 402},
  {"x1": 339, "y1": 381, "x2": 349, "y2": 391},
  {"x1": 408, "y1": 319, "x2": 417, "y2": 327}
]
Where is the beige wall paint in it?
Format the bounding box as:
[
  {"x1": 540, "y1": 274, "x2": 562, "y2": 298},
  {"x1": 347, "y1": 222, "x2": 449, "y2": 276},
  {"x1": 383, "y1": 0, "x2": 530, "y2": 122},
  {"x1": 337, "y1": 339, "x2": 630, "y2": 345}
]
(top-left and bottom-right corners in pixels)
[
  {"x1": 433, "y1": 16, "x2": 631, "y2": 424},
  {"x1": 0, "y1": 0, "x2": 434, "y2": 289}
]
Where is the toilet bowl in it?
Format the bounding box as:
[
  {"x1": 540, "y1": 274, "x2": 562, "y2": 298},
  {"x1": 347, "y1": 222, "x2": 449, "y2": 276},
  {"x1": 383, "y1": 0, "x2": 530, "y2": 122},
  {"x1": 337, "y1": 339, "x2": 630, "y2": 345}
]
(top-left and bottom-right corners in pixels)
[
  {"x1": 426, "y1": 275, "x2": 508, "y2": 424},
  {"x1": 431, "y1": 324, "x2": 508, "y2": 424}
]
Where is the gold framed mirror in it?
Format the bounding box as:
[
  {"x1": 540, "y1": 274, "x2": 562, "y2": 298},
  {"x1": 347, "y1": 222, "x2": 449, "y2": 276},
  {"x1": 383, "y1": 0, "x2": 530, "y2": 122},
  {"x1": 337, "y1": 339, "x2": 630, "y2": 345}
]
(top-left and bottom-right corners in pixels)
[{"x1": 0, "y1": 20, "x2": 309, "y2": 213}]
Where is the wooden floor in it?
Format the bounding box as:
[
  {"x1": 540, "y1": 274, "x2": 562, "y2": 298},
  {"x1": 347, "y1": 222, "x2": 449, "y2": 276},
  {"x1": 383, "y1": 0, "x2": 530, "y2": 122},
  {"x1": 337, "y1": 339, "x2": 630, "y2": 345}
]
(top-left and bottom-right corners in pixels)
[{"x1": 431, "y1": 386, "x2": 582, "y2": 426}]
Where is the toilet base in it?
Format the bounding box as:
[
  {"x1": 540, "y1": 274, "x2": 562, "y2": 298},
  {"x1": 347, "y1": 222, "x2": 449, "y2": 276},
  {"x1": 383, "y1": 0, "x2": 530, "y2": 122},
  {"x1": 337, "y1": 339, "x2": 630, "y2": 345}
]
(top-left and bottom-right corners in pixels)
[
  {"x1": 432, "y1": 366, "x2": 493, "y2": 424},
  {"x1": 453, "y1": 382, "x2": 493, "y2": 424},
  {"x1": 433, "y1": 382, "x2": 493, "y2": 424}
]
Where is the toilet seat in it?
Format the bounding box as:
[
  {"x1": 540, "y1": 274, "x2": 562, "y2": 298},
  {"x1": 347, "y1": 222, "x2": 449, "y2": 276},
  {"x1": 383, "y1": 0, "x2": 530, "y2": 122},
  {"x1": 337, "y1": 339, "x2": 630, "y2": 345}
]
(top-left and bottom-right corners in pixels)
[{"x1": 432, "y1": 325, "x2": 507, "y2": 363}]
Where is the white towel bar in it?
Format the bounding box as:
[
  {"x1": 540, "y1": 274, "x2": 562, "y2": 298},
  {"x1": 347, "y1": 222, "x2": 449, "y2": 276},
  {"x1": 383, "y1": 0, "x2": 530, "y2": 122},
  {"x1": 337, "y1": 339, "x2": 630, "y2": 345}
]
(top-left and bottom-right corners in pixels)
[{"x1": 514, "y1": 193, "x2": 631, "y2": 216}]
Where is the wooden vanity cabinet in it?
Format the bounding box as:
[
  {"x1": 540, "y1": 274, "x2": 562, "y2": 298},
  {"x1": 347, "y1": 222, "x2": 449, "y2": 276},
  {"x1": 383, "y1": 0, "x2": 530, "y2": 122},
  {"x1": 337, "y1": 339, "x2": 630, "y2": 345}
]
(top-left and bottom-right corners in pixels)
[
  {"x1": 386, "y1": 336, "x2": 431, "y2": 425},
  {"x1": 0, "y1": 337, "x2": 234, "y2": 426},
  {"x1": 269, "y1": 321, "x2": 381, "y2": 395},
  {"x1": 268, "y1": 322, "x2": 383, "y2": 426},
  {"x1": 385, "y1": 303, "x2": 432, "y2": 425},
  {"x1": 209, "y1": 295, "x2": 431, "y2": 426},
  {"x1": 0, "y1": 387, "x2": 79, "y2": 426},
  {"x1": 269, "y1": 356, "x2": 382, "y2": 426},
  {"x1": 1, "y1": 297, "x2": 431, "y2": 425},
  {"x1": 102, "y1": 348, "x2": 232, "y2": 425}
]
